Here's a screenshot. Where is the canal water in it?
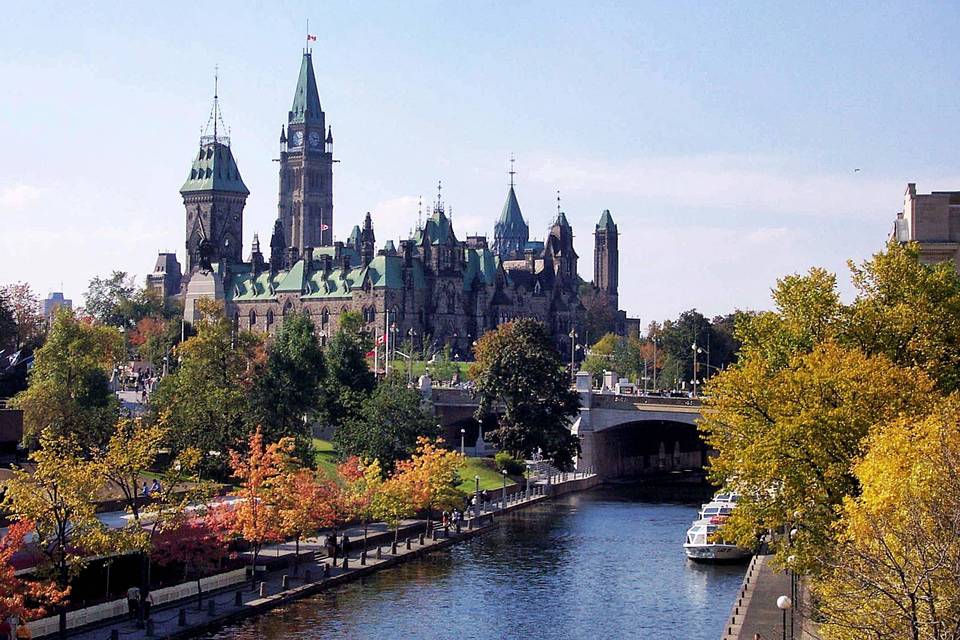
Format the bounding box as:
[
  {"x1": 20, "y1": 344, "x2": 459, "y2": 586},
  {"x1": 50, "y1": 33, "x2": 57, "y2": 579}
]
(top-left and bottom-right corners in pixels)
[{"x1": 201, "y1": 487, "x2": 744, "y2": 640}]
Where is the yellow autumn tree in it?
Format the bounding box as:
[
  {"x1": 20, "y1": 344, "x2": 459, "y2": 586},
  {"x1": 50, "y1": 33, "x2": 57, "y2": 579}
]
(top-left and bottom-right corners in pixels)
[
  {"x1": 398, "y1": 437, "x2": 465, "y2": 531},
  {"x1": 700, "y1": 342, "x2": 934, "y2": 572},
  {"x1": 816, "y1": 399, "x2": 960, "y2": 640}
]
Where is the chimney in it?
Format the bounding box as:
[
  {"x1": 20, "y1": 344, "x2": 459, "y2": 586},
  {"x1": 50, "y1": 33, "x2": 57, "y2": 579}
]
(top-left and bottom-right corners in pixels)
[
  {"x1": 286, "y1": 246, "x2": 299, "y2": 266},
  {"x1": 303, "y1": 246, "x2": 314, "y2": 266},
  {"x1": 524, "y1": 248, "x2": 536, "y2": 271},
  {"x1": 320, "y1": 254, "x2": 333, "y2": 276}
]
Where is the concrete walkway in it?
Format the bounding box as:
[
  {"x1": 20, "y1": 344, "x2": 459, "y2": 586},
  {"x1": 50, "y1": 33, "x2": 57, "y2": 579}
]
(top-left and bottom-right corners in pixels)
[
  {"x1": 46, "y1": 480, "x2": 585, "y2": 639},
  {"x1": 722, "y1": 554, "x2": 815, "y2": 640}
]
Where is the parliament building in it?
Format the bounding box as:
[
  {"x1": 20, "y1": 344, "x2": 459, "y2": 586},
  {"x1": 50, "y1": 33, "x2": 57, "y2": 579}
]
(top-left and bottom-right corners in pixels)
[{"x1": 148, "y1": 49, "x2": 630, "y2": 356}]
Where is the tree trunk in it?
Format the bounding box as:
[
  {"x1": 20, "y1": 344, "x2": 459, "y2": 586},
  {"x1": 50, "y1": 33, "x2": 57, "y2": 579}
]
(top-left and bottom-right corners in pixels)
[{"x1": 294, "y1": 537, "x2": 300, "y2": 574}]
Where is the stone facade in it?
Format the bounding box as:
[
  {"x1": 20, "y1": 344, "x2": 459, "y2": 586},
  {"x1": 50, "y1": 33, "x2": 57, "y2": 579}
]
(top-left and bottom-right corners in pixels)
[
  {"x1": 150, "y1": 49, "x2": 628, "y2": 355},
  {"x1": 892, "y1": 182, "x2": 960, "y2": 267}
]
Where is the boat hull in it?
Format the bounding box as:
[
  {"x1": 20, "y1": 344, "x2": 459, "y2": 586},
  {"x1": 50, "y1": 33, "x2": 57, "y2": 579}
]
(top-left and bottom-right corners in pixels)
[{"x1": 683, "y1": 544, "x2": 752, "y2": 563}]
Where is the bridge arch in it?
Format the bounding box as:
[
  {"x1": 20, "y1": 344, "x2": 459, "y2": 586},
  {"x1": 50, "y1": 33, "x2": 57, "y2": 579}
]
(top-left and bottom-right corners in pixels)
[{"x1": 578, "y1": 419, "x2": 706, "y2": 478}]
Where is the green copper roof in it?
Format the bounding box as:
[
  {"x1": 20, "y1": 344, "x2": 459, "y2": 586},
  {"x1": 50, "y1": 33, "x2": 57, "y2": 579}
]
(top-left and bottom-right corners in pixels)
[
  {"x1": 463, "y1": 248, "x2": 498, "y2": 291},
  {"x1": 289, "y1": 53, "x2": 323, "y2": 125},
  {"x1": 596, "y1": 209, "x2": 616, "y2": 231},
  {"x1": 413, "y1": 207, "x2": 457, "y2": 246},
  {"x1": 348, "y1": 225, "x2": 361, "y2": 246},
  {"x1": 275, "y1": 259, "x2": 306, "y2": 292},
  {"x1": 181, "y1": 142, "x2": 249, "y2": 195},
  {"x1": 497, "y1": 186, "x2": 526, "y2": 228}
]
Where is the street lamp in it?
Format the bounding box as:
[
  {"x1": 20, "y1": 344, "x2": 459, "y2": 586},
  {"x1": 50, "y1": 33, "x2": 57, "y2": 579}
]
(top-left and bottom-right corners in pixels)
[
  {"x1": 691, "y1": 343, "x2": 704, "y2": 397},
  {"x1": 787, "y1": 555, "x2": 797, "y2": 640},
  {"x1": 475, "y1": 475, "x2": 481, "y2": 519},
  {"x1": 568, "y1": 328, "x2": 578, "y2": 379},
  {"x1": 776, "y1": 595, "x2": 792, "y2": 640},
  {"x1": 501, "y1": 469, "x2": 508, "y2": 511},
  {"x1": 460, "y1": 428, "x2": 466, "y2": 456}
]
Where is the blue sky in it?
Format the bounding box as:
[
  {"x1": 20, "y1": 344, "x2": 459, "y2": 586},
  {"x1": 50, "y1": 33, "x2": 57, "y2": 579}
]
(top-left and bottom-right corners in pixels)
[{"x1": 3, "y1": 2, "x2": 960, "y2": 324}]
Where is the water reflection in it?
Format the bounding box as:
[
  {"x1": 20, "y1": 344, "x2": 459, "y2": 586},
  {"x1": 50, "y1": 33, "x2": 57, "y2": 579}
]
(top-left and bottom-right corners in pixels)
[{"x1": 201, "y1": 488, "x2": 744, "y2": 640}]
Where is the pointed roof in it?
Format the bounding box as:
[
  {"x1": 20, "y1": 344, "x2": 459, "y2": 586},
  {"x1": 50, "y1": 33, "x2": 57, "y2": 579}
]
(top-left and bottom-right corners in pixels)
[
  {"x1": 497, "y1": 186, "x2": 526, "y2": 228},
  {"x1": 596, "y1": 209, "x2": 616, "y2": 231},
  {"x1": 180, "y1": 142, "x2": 249, "y2": 195},
  {"x1": 289, "y1": 52, "x2": 323, "y2": 125},
  {"x1": 348, "y1": 225, "x2": 362, "y2": 247}
]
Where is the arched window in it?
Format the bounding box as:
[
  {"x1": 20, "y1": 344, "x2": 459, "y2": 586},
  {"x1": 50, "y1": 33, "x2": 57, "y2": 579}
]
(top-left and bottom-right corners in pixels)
[
  {"x1": 321, "y1": 307, "x2": 329, "y2": 326},
  {"x1": 249, "y1": 309, "x2": 257, "y2": 328},
  {"x1": 266, "y1": 309, "x2": 274, "y2": 327}
]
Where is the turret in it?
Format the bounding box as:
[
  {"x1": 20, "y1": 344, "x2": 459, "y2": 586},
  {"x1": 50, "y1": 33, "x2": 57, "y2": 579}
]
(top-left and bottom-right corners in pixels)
[
  {"x1": 360, "y1": 211, "x2": 376, "y2": 265},
  {"x1": 594, "y1": 209, "x2": 618, "y2": 303},
  {"x1": 269, "y1": 219, "x2": 286, "y2": 272},
  {"x1": 250, "y1": 233, "x2": 265, "y2": 273}
]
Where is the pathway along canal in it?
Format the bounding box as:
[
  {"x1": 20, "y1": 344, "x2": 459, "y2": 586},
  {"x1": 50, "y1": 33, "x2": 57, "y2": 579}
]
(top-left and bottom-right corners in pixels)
[{"x1": 200, "y1": 487, "x2": 745, "y2": 639}]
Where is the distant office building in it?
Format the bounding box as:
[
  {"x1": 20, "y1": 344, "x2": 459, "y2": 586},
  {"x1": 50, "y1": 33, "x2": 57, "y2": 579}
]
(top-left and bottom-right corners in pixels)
[
  {"x1": 42, "y1": 292, "x2": 72, "y2": 322},
  {"x1": 892, "y1": 182, "x2": 960, "y2": 268}
]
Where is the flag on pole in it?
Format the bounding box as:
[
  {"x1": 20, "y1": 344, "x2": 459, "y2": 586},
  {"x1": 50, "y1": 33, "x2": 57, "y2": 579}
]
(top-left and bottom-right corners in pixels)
[
  {"x1": 376, "y1": 334, "x2": 387, "y2": 346},
  {"x1": 320, "y1": 224, "x2": 330, "y2": 231},
  {"x1": 307, "y1": 34, "x2": 317, "y2": 42}
]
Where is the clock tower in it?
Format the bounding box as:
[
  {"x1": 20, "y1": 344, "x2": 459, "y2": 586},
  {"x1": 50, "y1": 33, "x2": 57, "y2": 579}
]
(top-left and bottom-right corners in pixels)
[{"x1": 277, "y1": 49, "x2": 334, "y2": 251}]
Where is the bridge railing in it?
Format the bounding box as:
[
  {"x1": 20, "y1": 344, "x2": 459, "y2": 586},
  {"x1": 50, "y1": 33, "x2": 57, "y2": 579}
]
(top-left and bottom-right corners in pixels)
[{"x1": 594, "y1": 393, "x2": 702, "y2": 408}]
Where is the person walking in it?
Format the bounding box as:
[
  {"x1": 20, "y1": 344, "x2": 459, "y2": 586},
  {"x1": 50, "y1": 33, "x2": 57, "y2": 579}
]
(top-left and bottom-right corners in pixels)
[
  {"x1": 127, "y1": 585, "x2": 141, "y2": 621},
  {"x1": 142, "y1": 591, "x2": 154, "y2": 621}
]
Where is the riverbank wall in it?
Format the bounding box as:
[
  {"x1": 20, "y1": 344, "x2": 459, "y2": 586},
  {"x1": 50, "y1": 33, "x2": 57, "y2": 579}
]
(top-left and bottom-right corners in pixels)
[{"x1": 49, "y1": 474, "x2": 600, "y2": 640}]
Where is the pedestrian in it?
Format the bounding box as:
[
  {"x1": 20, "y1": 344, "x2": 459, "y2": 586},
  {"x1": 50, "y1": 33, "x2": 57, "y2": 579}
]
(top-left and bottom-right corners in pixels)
[
  {"x1": 0, "y1": 616, "x2": 12, "y2": 640},
  {"x1": 143, "y1": 592, "x2": 154, "y2": 620},
  {"x1": 141, "y1": 482, "x2": 149, "y2": 497},
  {"x1": 151, "y1": 479, "x2": 161, "y2": 494},
  {"x1": 127, "y1": 585, "x2": 141, "y2": 621},
  {"x1": 14, "y1": 622, "x2": 29, "y2": 640}
]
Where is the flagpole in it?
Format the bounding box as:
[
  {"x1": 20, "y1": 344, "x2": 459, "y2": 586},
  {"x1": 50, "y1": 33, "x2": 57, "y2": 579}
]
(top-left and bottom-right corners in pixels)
[{"x1": 385, "y1": 310, "x2": 390, "y2": 377}]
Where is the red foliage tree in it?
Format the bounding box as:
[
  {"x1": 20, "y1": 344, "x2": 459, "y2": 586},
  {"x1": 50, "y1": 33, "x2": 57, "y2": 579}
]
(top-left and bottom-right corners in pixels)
[
  {"x1": 151, "y1": 519, "x2": 223, "y2": 609},
  {"x1": 0, "y1": 520, "x2": 69, "y2": 622}
]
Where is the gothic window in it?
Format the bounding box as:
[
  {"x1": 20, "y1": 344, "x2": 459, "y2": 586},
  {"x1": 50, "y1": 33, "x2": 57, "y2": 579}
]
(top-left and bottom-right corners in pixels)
[
  {"x1": 266, "y1": 309, "x2": 274, "y2": 327},
  {"x1": 249, "y1": 309, "x2": 257, "y2": 328},
  {"x1": 321, "y1": 308, "x2": 329, "y2": 326},
  {"x1": 283, "y1": 301, "x2": 293, "y2": 317}
]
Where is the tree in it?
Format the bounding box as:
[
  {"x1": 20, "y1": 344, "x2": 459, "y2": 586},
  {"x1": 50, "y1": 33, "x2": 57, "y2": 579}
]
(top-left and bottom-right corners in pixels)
[
  {"x1": 83, "y1": 271, "x2": 137, "y2": 327},
  {"x1": 816, "y1": 399, "x2": 960, "y2": 640},
  {"x1": 248, "y1": 312, "x2": 326, "y2": 460},
  {"x1": 844, "y1": 241, "x2": 960, "y2": 393},
  {"x1": 149, "y1": 299, "x2": 262, "y2": 477},
  {"x1": 0, "y1": 520, "x2": 68, "y2": 623},
  {"x1": 334, "y1": 373, "x2": 438, "y2": 470},
  {"x1": 0, "y1": 291, "x2": 17, "y2": 351},
  {"x1": 0, "y1": 282, "x2": 45, "y2": 350},
  {"x1": 224, "y1": 428, "x2": 291, "y2": 584},
  {"x1": 130, "y1": 315, "x2": 182, "y2": 370},
  {"x1": 274, "y1": 468, "x2": 331, "y2": 570},
  {"x1": 337, "y1": 456, "x2": 382, "y2": 546},
  {"x1": 579, "y1": 283, "x2": 617, "y2": 342},
  {"x1": 11, "y1": 308, "x2": 122, "y2": 447},
  {"x1": 372, "y1": 471, "x2": 418, "y2": 545},
  {"x1": 700, "y1": 342, "x2": 934, "y2": 573},
  {"x1": 1, "y1": 430, "x2": 112, "y2": 636},
  {"x1": 151, "y1": 519, "x2": 223, "y2": 609},
  {"x1": 398, "y1": 437, "x2": 464, "y2": 532},
  {"x1": 322, "y1": 310, "x2": 375, "y2": 429},
  {"x1": 471, "y1": 319, "x2": 580, "y2": 469}
]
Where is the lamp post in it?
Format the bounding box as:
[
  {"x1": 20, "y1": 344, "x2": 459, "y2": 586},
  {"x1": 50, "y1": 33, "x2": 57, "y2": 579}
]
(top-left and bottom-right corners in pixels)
[
  {"x1": 787, "y1": 555, "x2": 797, "y2": 640},
  {"x1": 475, "y1": 475, "x2": 481, "y2": 519},
  {"x1": 652, "y1": 336, "x2": 658, "y2": 392},
  {"x1": 525, "y1": 463, "x2": 531, "y2": 497},
  {"x1": 691, "y1": 343, "x2": 704, "y2": 397},
  {"x1": 776, "y1": 596, "x2": 792, "y2": 640},
  {"x1": 407, "y1": 328, "x2": 417, "y2": 383},
  {"x1": 501, "y1": 469, "x2": 507, "y2": 511},
  {"x1": 390, "y1": 322, "x2": 398, "y2": 368},
  {"x1": 568, "y1": 328, "x2": 578, "y2": 379},
  {"x1": 460, "y1": 428, "x2": 466, "y2": 456}
]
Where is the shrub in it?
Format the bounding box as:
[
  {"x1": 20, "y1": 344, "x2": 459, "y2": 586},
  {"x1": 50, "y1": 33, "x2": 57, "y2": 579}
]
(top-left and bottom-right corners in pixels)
[{"x1": 494, "y1": 451, "x2": 525, "y2": 476}]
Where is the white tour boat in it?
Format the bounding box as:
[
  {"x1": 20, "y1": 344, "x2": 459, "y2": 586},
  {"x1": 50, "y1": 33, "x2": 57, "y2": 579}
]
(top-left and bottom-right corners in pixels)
[{"x1": 683, "y1": 493, "x2": 752, "y2": 562}]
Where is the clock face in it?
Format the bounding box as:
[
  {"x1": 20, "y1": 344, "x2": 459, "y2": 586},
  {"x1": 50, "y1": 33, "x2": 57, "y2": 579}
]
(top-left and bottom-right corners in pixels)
[
  {"x1": 290, "y1": 130, "x2": 304, "y2": 147},
  {"x1": 308, "y1": 130, "x2": 322, "y2": 148}
]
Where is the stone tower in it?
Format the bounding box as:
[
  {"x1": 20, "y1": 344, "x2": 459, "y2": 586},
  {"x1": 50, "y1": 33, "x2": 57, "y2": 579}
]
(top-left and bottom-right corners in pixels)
[
  {"x1": 181, "y1": 80, "x2": 249, "y2": 273},
  {"x1": 360, "y1": 211, "x2": 376, "y2": 265},
  {"x1": 277, "y1": 50, "x2": 334, "y2": 253},
  {"x1": 545, "y1": 209, "x2": 578, "y2": 283},
  {"x1": 594, "y1": 209, "x2": 619, "y2": 305}
]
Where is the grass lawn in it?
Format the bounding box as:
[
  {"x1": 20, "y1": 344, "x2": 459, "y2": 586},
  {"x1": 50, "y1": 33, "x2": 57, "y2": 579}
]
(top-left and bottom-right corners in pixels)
[
  {"x1": 458, "y1": 456, "x2": 518, "y2": 493},
  {"x1": 312, "y1": 438, "x2": 340, "y2": 477},
  {"x1": 376, "y1": 359, "x2": 474, "y2": 382}
]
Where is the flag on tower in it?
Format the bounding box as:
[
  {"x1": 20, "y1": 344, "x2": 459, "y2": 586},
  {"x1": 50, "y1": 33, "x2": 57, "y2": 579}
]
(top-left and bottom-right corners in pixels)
[
  {"x1": 307, "y1": 34, "x2": 317, "y2": 42},
  {"x1": 320, "y1": 224, "x2": 330, "y2": 231},
  {"x1": 376, "y1": 334, "x2": 387, "y2": 346}
]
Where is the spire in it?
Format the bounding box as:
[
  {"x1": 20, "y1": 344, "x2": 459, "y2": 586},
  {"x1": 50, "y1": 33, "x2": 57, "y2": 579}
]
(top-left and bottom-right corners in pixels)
[
  {"x1": 493, "y1": 156, "x2": 529, "y2": 257},
  {"x1": 279, "y1": 125, "x2": 287, "y2": 144},
  {"x1": 251, "y1": 233, "x2": 261, "y2": 253},
  {"x1": 289, "y1": 52, "x2": 324, "y2": 125},
  {"x1": 596, "y1": 209, "x2": 616, "y2": 231},
  {"x1": 202, "y1": 66, "x2": 229, "y2": 146},
  {"x1": 509, "y1": 152, "x2": 516, "y2": 187}
]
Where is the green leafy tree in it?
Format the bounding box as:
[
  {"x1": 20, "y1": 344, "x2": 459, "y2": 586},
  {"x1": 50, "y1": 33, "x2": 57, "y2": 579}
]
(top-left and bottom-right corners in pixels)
[
  {"x1": 322, "y1": 310, "x2": 375, "y2": 429},
  {"x1": 471, "y1": 319, "x2": 580, "y2": 469},
  {"x1": 248, "y1": 312, "x2": 326, "y2": 460},
  {"x1": 149, "y1": 299, "x2": 262, "y2": 477},
  {"x1": 83, "y1": 271, "x2": 138, "y2": 327},
  {"x1": 11, "y1": 308, "x2": 122, "y2": 447},
  {"x1": 334, "y1": 373, "x2": 438, "y2": 470}
]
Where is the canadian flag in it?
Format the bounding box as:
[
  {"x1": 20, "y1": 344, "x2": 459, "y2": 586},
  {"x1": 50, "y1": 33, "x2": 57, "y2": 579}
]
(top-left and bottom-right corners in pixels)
[
  {"x1": 320, "y1": 224, "x2": 330, "y2": 231},
  {"x1": 307, "y1": 34, "x2": 317, "y2": 42},
  {"x1": 376, "y1": 334, "x2": 387, "y2": 346}
]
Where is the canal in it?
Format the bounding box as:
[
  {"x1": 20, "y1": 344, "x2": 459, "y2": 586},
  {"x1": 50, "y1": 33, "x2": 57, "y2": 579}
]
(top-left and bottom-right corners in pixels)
[{"x1": 201, "y1": 487, "x2": 744, "y2": 640}]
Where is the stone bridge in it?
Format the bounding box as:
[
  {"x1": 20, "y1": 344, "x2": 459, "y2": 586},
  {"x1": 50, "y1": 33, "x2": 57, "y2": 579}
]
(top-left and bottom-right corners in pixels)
[{"x1": 426, "y1": 378, "x2": 704, "y2": 479}]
